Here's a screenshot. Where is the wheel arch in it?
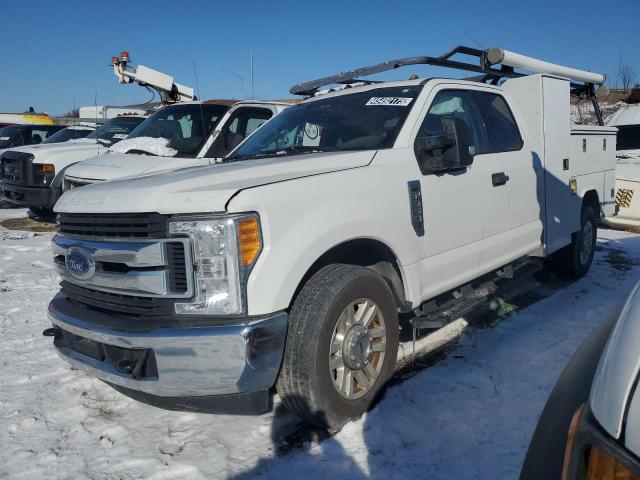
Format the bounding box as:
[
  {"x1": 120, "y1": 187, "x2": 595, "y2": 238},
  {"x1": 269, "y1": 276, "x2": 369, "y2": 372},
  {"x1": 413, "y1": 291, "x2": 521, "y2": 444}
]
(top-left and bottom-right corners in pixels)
[{"x1": 289, "y1": 238, "x2": 410, "y2": 312}]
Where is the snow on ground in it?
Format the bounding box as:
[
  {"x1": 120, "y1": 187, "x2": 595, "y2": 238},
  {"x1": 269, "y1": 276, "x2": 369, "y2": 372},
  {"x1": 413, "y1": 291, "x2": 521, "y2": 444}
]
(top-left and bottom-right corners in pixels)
[{"x1": 1, "y1": 207, "x2": 640, "y2": 480}]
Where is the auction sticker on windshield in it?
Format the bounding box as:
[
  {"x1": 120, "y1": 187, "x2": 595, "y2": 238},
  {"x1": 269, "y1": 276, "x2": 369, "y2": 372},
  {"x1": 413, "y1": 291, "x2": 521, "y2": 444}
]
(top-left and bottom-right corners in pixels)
[{"x1": 366, "y1": 97, "x2": 413, "y2": 106}]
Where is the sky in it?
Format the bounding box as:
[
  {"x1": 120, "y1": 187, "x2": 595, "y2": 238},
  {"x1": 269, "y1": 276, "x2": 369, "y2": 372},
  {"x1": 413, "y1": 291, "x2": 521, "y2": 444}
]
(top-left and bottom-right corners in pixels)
[{"x1": 0, "y1": 0, "x2": 639, "y2": 116}]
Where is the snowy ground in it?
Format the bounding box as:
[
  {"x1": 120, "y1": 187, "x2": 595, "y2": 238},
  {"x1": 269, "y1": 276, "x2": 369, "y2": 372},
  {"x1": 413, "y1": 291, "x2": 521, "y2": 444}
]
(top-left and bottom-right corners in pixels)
[{"x1": 2, "y1": 207, "x2": 640, "y2": 480}]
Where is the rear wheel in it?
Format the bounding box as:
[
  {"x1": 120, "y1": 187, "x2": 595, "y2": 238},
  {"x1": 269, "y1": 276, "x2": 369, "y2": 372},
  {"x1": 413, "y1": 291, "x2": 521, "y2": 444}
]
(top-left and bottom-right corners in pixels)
[
  {"x1": 276, "y1": 264, "x2": 399, "y2": 430},
  {"x1": 546, "y1": 206, "x2": 597, "y2": 278}
]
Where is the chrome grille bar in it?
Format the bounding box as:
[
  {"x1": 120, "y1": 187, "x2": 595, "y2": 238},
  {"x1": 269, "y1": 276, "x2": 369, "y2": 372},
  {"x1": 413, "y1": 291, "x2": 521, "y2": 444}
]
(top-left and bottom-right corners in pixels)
[{"x1": 52, "y1": 234, "x2": 193, "y2": 298}]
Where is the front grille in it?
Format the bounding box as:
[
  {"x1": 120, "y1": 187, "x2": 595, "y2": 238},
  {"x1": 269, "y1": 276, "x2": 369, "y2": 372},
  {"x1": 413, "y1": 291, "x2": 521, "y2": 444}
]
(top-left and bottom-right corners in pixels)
[
  {"x1": 57, "y1": 213, "x2": 168, "y2": 239},
  {"x1": 61, "y1": 281, "x2": 175, "y2": 317},
  {"x1": 166, "y1": 242, "x2": 188, "y2": 293}
]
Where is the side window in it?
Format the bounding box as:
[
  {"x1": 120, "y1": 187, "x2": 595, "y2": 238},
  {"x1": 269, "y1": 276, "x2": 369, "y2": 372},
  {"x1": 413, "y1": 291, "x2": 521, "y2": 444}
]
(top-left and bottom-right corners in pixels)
[
  {"x1": 473, "y1": 92, "x2": 523, "y2": 152},
  {"x1": 206, "y1": 108, "x2": 273, "y2": 158},
  {"x1": 31, "y1": 129, "x2": 49, "y2": 144},
  {"x1": 417, "y1": 89, "x2": 489, "y2": 155},
  {"x1": 226, "y1": 108, "x2": 272, "y2": 138},
  {"x1": 246, "y1": 116, "x2": 269, "y2": 136}
]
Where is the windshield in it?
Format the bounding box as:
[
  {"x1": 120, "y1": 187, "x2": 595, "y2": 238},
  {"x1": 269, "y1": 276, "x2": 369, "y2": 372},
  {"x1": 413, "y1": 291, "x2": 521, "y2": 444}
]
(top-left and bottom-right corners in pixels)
[
  {"x1": 617, "y1": 124, "x2": 640, "y2": 151},
  {"x1": 123, "y1": 104, "x2": 229, "y2": 157},
  {"x1": 229, "y1": 86, "x2": 422, "y2": 160},
  {"x1": 0, "y1": 125, "x2": 61, "y2": 148},
  {"x1": 85, "y1": 116, "x2": 146, "y2": 145},
  {"x1": 42, "y1": 127, "x2": 93, "y2": 144}
]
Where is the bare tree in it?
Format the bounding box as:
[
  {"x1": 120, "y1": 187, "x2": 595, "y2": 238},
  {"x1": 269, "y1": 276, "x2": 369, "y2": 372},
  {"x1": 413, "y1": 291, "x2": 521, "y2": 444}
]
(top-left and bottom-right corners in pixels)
[{"x1": 620, "y1": 65, "x2": 635, "y2": 92}]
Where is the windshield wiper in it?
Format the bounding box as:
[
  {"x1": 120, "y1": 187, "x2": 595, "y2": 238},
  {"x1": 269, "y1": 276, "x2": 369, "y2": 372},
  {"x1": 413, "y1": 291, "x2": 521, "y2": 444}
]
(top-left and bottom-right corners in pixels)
[
  {"x1": 226, "y1": 145, "x2": 332, "y2": 162},
  {"x1": 255, "y1": 145, "x2": 332, "y2": 157}
]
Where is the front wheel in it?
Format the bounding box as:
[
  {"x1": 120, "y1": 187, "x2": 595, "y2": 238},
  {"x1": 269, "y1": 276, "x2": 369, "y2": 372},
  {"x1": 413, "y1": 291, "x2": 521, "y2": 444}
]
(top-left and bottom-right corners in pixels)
[
  {"x1": 276, "y1": 264, "x2": 399, "y2": 430},
  {"x1": 546, "y1": 206, "x2": 597, "y2": 278}
]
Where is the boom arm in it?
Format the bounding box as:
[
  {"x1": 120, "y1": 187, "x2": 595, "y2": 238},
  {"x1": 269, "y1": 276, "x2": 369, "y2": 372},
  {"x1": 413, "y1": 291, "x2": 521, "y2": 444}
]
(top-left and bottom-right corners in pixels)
[{"x1": 111, "y1": 51, "x2": 195, "y2": 103}]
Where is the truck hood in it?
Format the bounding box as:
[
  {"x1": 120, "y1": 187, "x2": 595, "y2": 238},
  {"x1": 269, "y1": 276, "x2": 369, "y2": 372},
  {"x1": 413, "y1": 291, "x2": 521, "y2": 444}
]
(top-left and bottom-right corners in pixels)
[
  {"x1": 63, "y1": 152, "x2": 208, "y2": 182},
  {"x1": 1, "y1": 140, "x2": 107, "y2": 167},
  {"x1": 55, "y1": 150, "x2": 376, "y2": 214},
  {"x1": 590, "y1": 282, "x2": 640, "y2": 456}
]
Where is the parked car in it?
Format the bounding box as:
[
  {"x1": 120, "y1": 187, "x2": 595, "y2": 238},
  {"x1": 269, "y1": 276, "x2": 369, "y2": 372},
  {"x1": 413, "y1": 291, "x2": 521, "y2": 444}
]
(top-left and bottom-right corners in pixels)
[
  {"x1": 521, "y1": 282, "x2": 640, "y2": 479},
  {"x1": 45, "y1": 46, "x2": 616, "y2": 430},
  {"x1": 0, "y1": 115, "x2": 146, "y2": 211},
  {"x1": 62, "y1": 100, "x2": 290, "y2": 189},
  {"x1": 604, "y1": 105, "x2": 640, "y2": 231},
  {"x1": 0, "y1": 124, "x2": 65, "y2": 150}
]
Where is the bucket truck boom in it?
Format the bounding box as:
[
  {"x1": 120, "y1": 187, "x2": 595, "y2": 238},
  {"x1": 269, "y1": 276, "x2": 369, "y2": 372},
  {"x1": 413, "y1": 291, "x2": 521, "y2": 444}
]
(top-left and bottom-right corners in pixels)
[{"x1": 111, "y1": 51, "x2": 195, "y2": 103}]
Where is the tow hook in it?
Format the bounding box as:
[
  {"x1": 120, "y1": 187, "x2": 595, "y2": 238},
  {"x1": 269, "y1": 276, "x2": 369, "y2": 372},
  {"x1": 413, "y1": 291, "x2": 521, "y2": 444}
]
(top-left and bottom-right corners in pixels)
[
  {"x1": 42, "y1": 327, "x2": 62, "y2": 340},
  {"x1": 115, "y1": 350, "x2": 149, "y2": 380}
]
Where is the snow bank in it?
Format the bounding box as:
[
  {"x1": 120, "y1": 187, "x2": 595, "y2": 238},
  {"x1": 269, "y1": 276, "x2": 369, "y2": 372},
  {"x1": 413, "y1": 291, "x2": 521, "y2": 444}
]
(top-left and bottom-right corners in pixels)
[{"x1": 109, "y1": 136, "x2": 178, "y2": 157}]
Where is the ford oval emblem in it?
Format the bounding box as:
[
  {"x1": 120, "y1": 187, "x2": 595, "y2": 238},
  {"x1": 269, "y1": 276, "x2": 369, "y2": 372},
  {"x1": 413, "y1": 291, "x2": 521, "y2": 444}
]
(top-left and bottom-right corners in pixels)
[{"x1": 65, "y1": 247, "x2": 95, "y2": 281}]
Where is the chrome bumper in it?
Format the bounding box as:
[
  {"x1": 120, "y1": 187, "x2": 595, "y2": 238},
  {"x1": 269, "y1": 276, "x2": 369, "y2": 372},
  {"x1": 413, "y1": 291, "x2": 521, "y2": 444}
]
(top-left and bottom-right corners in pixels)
[{"x1": 48, "y1": 294, "x2": 288, "y2": 397}]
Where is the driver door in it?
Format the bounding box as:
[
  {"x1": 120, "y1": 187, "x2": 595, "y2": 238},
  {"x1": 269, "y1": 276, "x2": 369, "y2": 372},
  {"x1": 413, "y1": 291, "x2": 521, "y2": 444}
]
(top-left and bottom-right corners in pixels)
[{"x1": 415, "y1": 86, "x2": 509, "y2": 299}]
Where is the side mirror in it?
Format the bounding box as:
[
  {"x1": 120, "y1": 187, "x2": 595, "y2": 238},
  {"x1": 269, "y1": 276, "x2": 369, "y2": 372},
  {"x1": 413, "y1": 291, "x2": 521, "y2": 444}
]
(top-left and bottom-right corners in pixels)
[{"x1": 415, "y1": 116, "x2": 475, "y2": 174}]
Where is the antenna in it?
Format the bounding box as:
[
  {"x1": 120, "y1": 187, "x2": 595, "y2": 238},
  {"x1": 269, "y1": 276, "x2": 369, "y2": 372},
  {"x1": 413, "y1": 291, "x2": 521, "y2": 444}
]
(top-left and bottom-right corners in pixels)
[
  {"x1": 464, "y1": 32, "x2": 486, "y2": 51},
  {"x1": 192, "y1": 59, "x2": 207, "y2": 150}
]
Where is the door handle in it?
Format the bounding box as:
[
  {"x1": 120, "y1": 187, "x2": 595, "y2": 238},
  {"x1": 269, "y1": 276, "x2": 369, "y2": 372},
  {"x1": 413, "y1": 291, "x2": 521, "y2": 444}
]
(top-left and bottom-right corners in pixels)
[{"x1": 492, "y1": 172, "x2": 510, "y2": 186}]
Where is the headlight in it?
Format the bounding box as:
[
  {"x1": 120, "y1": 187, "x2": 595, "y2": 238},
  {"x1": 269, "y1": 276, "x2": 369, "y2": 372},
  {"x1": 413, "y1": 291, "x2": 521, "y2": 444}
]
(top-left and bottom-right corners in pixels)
[
  {"x1": 169, "y1": 214, "x2": 262, "y2": 315},
  {"x1": 33, "y1": 163, "x2": 55, "y2": 186}
]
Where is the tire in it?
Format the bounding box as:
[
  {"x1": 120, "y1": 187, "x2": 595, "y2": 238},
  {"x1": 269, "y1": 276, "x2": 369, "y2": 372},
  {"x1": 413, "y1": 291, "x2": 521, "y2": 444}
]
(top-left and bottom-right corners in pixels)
[
  {"x1": 28, "y1": 207, "x2": 55, "y2": 219},
  {"x1": 276, "y1": 264, "x2": 399, "y2": 431},
  {"x1": 546, "y1": 206, "x2": 597, "y2": 278}
]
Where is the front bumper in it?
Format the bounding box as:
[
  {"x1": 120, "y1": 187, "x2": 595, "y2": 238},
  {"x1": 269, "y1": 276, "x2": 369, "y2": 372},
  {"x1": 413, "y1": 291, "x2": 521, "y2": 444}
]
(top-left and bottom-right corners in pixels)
[
  {"x1": 47, "y1": 293, "x2": 288, "y2": 410},
  {"x1": 0, "y1": 181, "x2": 60, "y2": 208},
  {"x1": 604, "y1": 215, "x2": 640, "y2": 232}
]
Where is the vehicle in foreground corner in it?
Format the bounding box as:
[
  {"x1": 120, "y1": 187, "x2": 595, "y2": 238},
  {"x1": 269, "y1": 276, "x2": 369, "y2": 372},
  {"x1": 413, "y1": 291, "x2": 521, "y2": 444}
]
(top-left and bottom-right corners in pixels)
[
  {"x1": 0, "y1": 115, "x2": 146, "y2": 211},
  {"x1": 604, "y1": 105, "x2": 640, "y2": 232},
  {"x1": 62, "y1": 99, "x2": 290, "y2": 190},
  {"x1": 521, "y1": 282, "x2": 640, "y2": 480},
  {"x1": 46, "y1": 46, "x2": 616, "y2": 430}
]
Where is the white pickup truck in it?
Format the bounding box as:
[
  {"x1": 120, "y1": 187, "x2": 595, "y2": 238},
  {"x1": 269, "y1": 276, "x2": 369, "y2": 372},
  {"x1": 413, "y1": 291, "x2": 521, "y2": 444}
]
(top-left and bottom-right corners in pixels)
[
  {"x1": 605, "y1": 105, "x2": 640, "y2": 231},
  {"x1": 62, "y1": 100, "x2": 290, "y2": 189},
  {"x1": 46, "y1": 47, "x2": 617, "y2": 429},
  {"x1": 0, "y1": 115, "x2": 146, "y2": 211}
]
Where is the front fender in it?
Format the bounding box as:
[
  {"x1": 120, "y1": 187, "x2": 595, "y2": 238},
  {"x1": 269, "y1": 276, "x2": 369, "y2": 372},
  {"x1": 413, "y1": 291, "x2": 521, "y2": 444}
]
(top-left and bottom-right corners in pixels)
[{"x1": 228, "y1": 163, "x2": 424, "y2": 315}]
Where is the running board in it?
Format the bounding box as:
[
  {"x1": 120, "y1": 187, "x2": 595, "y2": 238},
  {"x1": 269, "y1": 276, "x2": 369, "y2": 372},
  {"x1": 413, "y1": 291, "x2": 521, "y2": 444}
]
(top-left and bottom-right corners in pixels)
[{"x1": 402, "y1": 260, "x2": 539, "y2": 367}]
